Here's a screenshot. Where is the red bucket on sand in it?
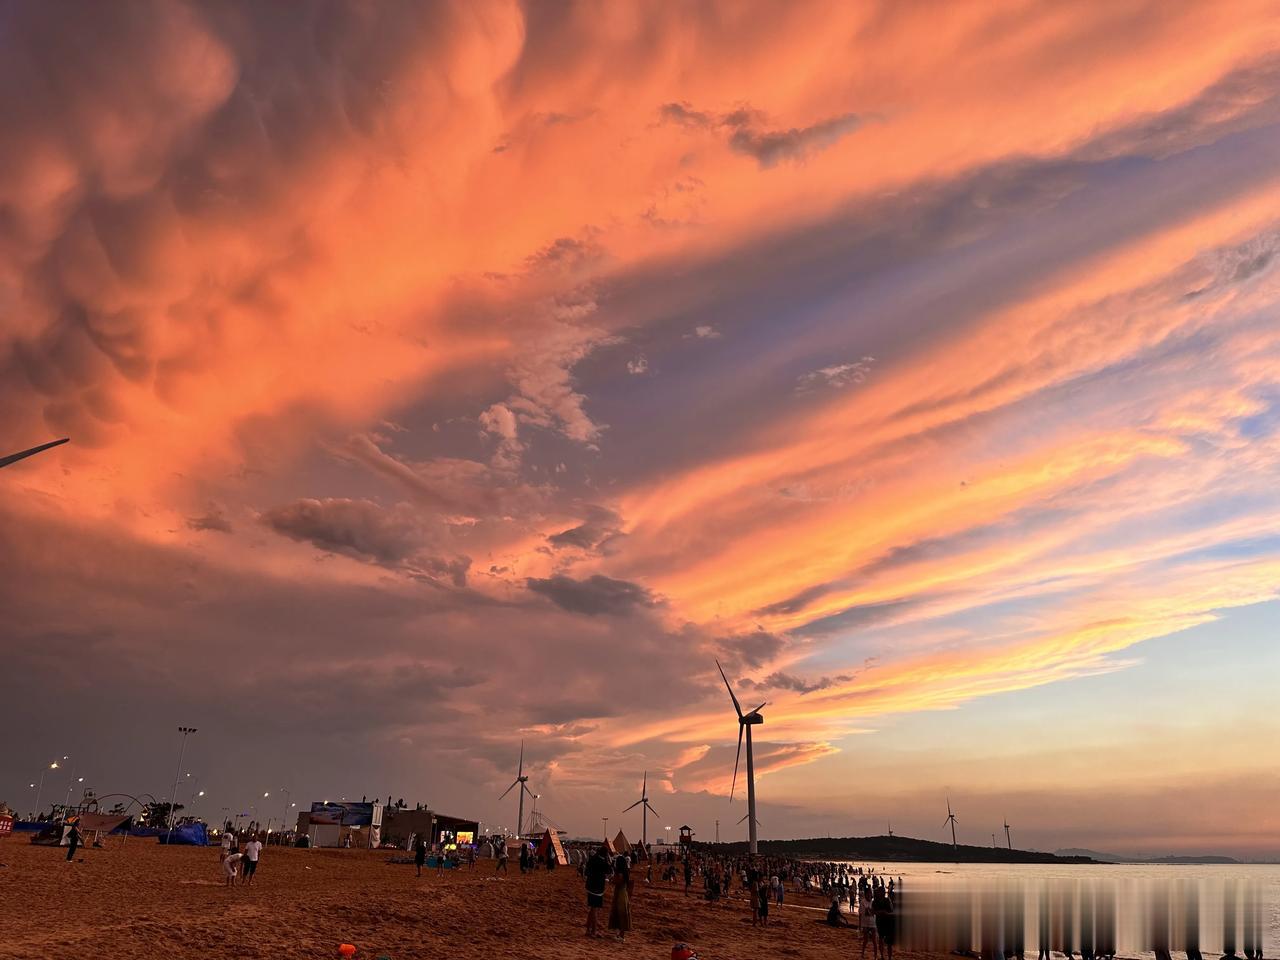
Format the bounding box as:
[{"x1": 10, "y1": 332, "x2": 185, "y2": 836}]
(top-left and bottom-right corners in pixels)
[{"x1": 672, "y1": 945, "x2": 698, "y2": 960}]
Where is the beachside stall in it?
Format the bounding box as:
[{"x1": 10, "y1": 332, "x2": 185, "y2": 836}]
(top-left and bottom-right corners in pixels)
[{"x1": 297, "y1": 801, "x2": 383, "y2": 849}]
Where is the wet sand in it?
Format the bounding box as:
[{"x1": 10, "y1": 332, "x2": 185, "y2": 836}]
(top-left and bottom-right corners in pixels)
[{"x1": 0, "y1": 836, "x2": 917, "y2": 960}]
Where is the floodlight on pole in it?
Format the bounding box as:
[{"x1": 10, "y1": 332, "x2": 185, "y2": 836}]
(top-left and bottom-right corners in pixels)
[
  {"x1": 33, "y1": 758, "x2": 64, "y2": 820},
  {"x1": 717, "y1": 659, "x2": 765, "y2": 854},
  {"x1": 166, "y1": 727, "x2": 197, "y2": 844}
]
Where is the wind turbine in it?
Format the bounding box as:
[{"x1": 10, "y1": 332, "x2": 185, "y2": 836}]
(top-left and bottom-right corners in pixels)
[
  {"x1": 622, "y1": 771, "x2": 660, "y2": 849},
  {"x1": 0, "y1": 438, "x2": 69, "y2": 469},
  {"x1": 717, "y1": 659, "x2": 765, "y2": 854},
  {"x1": 1004, "y1": 819, "x2": 1012, "y2": 850},
  {"x1": 887, "y1": 821, "x2": 894, "y2": 838},
  {"x1": 498, "y1": 740, "x2": 535, "y2": 837},
  {"x1": 944, "y1": 797, "x2": 958, "y2": 850}
]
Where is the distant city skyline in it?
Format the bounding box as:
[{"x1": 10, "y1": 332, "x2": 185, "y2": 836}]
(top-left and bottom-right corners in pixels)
[{"x1": 1, "y1": 1, "x2": 1277, "y2": 858}]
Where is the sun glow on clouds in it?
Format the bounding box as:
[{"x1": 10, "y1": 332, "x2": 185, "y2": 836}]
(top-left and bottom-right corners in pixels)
[{"x1": 2, "y1": 0, "x2": 1280, "y2": 847}]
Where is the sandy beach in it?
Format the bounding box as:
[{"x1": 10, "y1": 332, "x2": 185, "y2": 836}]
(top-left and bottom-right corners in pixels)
[{"x1": 0, "y1": 836, "x2": 920, "y2": 960}]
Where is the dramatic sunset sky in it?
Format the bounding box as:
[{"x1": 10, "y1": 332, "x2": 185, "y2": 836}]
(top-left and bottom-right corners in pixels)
[{"x1": 2, "y1": 1, "x2": 1278, "y2": 857}]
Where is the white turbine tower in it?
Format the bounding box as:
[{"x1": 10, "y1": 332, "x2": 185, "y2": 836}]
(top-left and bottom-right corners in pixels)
[
  {"x1": 717, "y1": 660, "x2": 765, "y2": 855},
  {"x1": 498, "y1": 740, "x2": 535, "y2": 838},
  {"x1": 622, "y1": 771, "x2": 660, "y2": 850}
]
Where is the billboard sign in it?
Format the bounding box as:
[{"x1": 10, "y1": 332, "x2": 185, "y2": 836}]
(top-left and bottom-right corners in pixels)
[{"x1": 309, "y1": 801, "x2": 378, "y2": 826}]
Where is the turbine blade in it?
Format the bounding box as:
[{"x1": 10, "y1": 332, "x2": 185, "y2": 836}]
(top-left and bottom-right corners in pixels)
[
  {"x1": 747, "y1": 701, "x2": 767, "y2": 716},
  {"x1": 0, "y1": 438, "x2": 69, "y2": 470},
  {"x1": 642, "y1": 770, "x2": 647, "y2": 795},
  {"x1": 623, "y1": 799, "x2": 643, "y2": 812},
  {"x1": 716, "y1": 659, "x2": 743, "y2": 718},
  {"x1": 518, "y1": 740, "x2": 524, "y2": 776},
  {"x1": 730, "y1": 722, "x2": 743, "y2": 801},
  {"x1": 738, "y1": 812, "x2": 750, "y2": 825},
  {"x1": 645, "y1": 800, "x2": 660, "y2": 818},
  {"x1": 499, "y1": 780, "x2": 519, "y2": 800}
]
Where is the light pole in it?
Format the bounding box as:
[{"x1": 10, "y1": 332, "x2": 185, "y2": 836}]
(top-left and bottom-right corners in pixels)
[
  {"x1": 65, "y1": 775, "x2": 84, "y2": 811},
  {"x1": 602, "y1": 816, "x2": 609, "y2": 840},
  {"x1": 166, "y1": 727, "x2": 197, "y2": 843},
  {"x1": 715, "y1": 819, "x2": 720, "y2": 844},
  {"x1": 34, "y1": 758, "x2": 65, "y2": 819},
  {"x1": 665, "y1": 825, "x2": 672, "y2": 847},
  {"x1": 280, "y1": 789, "x2": 293, "y2": 838}
]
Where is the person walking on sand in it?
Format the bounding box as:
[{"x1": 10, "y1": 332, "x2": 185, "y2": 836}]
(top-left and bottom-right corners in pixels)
[
  {"x1": 242, "y1": 835, "x2": 262, "y2": 886},
  {"x1": 497, "y1": 842, "x2": 509, "y2": 874},
  {"x1": 608, "y1": 852, "x2": 633, "y2": 942},
  {"x1": 65, "y1": 823, "x2": 81, "y2": 862},
  {"x1": 414, "y1": 836, "x2": 427, "y2": 877},
  {"x1": 584, "y1": 844, "x2": 610, "y2": 938}
]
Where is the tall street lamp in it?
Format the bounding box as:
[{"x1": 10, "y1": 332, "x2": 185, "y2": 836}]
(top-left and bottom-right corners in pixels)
[
  {"x1": 280, "y1": 789, "x2": 293, "y2": 836},
  {"x1": 166, "y1": 727, "x2": 197, "y2": 843},
  {"x1": 64, "y1": 774, "x2": 84, "y2": 811},
  {"x1": 33, "y1": 757, "x2": 65, "y2": 819}
]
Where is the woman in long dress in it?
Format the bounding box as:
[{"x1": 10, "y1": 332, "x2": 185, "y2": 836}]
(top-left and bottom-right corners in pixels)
[{"x1": 608, "y1": 854, "x2": 633, "y2": 941}]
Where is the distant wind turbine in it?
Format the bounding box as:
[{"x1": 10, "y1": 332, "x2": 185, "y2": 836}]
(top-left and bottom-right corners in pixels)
[
  {"x1": 498, "y1": 740, "x2": 535, "y2": 837},
  {"x1": 717, "y1": 659, "x2": 765, "y2": 854},
  {"x1": 1004, "y1": 819, "x2": 1012, "y2": 850},
  {"x1": 0, "y1": 438, "x2": 69, "y2": 470},
  {"x1": 622, "y1": 771, "x2": 660, "y2": 849},
  {"x1": 887, "y1": 821, "x2": 893, "y2": 838},
  {"x1": 944, "y1": 797, "x2": 958, "y2": 850}
]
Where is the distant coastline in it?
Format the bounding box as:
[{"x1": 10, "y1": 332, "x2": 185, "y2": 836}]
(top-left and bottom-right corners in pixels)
[{"x1": 705, "y1": 834, "x2": 1095, "y2": 863}]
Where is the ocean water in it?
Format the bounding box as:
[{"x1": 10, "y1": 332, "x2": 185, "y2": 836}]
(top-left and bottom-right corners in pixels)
[{"x1": 829, "y1": 861, "x2": 1279, "y2": 957}]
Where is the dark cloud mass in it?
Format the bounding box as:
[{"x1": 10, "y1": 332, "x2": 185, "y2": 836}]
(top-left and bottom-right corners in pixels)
[
  {"x1": 260, "y1": 498, "x2": 422, "y2": 565},
  {"x1": 748, "y1": 671, "x2": 855, "y2": 695},
  {"x1": 526, "y1": 574, "x2": 659, "y2": 615}
]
